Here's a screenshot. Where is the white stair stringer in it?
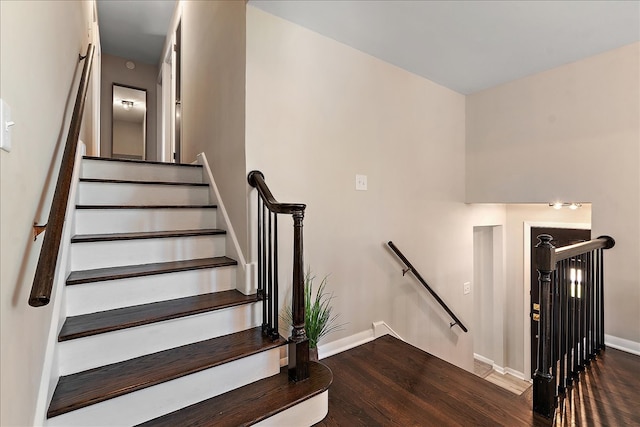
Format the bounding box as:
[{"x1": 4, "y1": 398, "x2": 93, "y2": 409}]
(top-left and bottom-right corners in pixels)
[
  {"x1": 78, "y1": 181, "x2": 210, "y2": 206},
  {"x1": 81, "y1": 158, "x2": 203, "y2": 183},
  {"x1": 75, "y1": 206, "x2": 217, "y2": 234},
  {"x1": 254, "y1": 391, "x2": 329, "y2": 427},
  {"x1": 46, "y1": 348, "x2": 281, "y2": 427},
  {"x1": 58, "y1": 303, "x2": 260, "y2": 375},
  {"x1": 66, "y1": 266, "x2": 236, "y2": 316},
  {"x1": 70, "y1": 235, "x2": 226, "y2": 270}
]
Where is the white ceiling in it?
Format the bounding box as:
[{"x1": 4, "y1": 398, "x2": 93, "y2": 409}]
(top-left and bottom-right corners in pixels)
[
  {"x1": 96, "y1": 1, "x2": 639, "y2": 93},
  {"x1": 250, "y1": 0, "x2": 640, "y2": 94},
  {"x1": 96, "y1": 0, "x2": 176, "y2": 65}
]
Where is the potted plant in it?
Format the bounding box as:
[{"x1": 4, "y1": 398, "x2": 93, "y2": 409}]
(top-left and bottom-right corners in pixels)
[{"x1": 283, "y1": 269, "x2": 344, "y2": 361}]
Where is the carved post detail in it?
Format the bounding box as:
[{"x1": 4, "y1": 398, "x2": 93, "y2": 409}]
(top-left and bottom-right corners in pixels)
[
  {"x1": 288, "y1": 209, "x2": 309, "y2": 382},
  {"x1": 533, "y1": 234, "x2": 556, "y2": 419}
]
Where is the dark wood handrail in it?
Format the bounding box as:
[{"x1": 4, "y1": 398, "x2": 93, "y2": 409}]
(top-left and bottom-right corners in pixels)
[
  {"x1": 247, "y1": 171, "x2": 306, "y2": 214},
  {"x1": 248, "y1": 170, "x2": 309, "y2": 382},
  {"x1": 29, "y1": 44, "x2": 95, "y2": 307},
  {"x1": 387, "y1": 241, "x2": 468, "y2": 332},
  {"x1": 552, "y1": 235, "x2": 615, "y2": 263}
]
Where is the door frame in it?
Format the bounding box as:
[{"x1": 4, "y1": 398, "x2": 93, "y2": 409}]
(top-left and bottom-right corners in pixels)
[{"x1": 522, "y1": 221, "x2": 590, "y2": 380}]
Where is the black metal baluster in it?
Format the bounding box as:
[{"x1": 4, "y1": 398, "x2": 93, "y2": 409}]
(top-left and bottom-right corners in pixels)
[
  {"x1": 558, "y1": 260, "x2": 567, "y2": 394},
  {"x1": 267, "y1": 211, "x2": 273, "y2": 335},
  {"x1": 262, "y1": 202, "x2": 268, "y2": 335},
  {"x1": 271, "y1": 215, "x2": 279, "y2": 340},
  {"x1": 552, "y1": 269, "x2": 559, "y2": 392},
  {"x1": 258, "y1": 196, "x2": 266, "y2": 333},
  {"x1": 586, "y1": 251, "x2": 594, "y2": 361},
  {"x1": 598, "y1": 248, "x2": 605, "y2": 350}
]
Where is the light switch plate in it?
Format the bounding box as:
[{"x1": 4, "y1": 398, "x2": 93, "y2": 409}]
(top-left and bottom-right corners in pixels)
[
  {"x1": 355, "y1": 174, "x2": 367, "y2": 191},
  {"x1": 0, "y1": 99, "x2": 12, "y2": 152},
  {"x1": 463, "y1": 282, "x2": 471, "y2": 295}
]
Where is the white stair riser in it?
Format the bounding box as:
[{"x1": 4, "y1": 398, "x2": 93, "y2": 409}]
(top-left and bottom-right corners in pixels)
[
  {"x1": 81, "y1": 160, "x2": 203, "y2": 183},
  {"x1": 66, "y1": 267, "x2": 237, "y2": 316},
  {"x1": 75, "y1": 208, "x2": 217, "y2": 234},
  {"x1": 58, "y1": 304, "x2": 260, "y2": 375},
  {"x1": 70, "y1": 235, "x2": 226, "y2": 270},
  {"x1": 47, "y1": 349, "x2": 280, "y2": 427},
  {"x1": 78, "y1": 182, "x2": 210, "y2": 206},
  {"x1": 255, "y1": 391, "x2": 329, "y2": 427}
]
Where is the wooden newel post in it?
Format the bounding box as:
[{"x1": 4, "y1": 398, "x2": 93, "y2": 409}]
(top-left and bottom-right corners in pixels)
[
  {"x1": 289, "y1": 210, "x2": 309, "y2": 382},
  {"x1": 533, "y1": 234, "x2": 556, "y2": 419}
]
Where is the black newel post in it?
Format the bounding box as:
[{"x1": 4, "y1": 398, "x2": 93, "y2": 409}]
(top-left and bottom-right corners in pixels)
[
  {"x1": 288, "y1": 210, "x2": 309, "y2": 382},
  {"x1": 533, "y1": 234, "x2": 557, "y2": 419}
]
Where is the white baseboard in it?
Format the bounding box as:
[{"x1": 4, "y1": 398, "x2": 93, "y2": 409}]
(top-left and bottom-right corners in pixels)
[
  {"x1": 318, "y1": 320, "x2": 401, "y2": 360},
  {"x1": 504, "y1": 368, "x2": 527, "y2": 381},
  {"x1": 605, "y1": 334, "x2": 640, "y2": 356},
  {"x1": 473, "y1": 353, "x2": 524, "y2": 378}
]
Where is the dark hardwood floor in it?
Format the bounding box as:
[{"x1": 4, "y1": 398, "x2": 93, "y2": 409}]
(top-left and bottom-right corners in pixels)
[{"x1": 314, "y1": 335, "x2": 640, "y2": 426}]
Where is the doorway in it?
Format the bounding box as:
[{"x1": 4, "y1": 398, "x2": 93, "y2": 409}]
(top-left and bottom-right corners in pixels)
[
  {"x1": 529, "y1": 226, "x2": 591, "y2": 377},
  {"x1": 173, "y1": 20, "x2": 182, "y2": 163},
  {"x1": 473, "y1": 225, "x2": 505, "y2": 372}
]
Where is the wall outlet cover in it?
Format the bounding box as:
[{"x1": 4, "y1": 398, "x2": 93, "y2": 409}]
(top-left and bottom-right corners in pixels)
[{"x1": 355, "y1": 174, "x2": 367, "y2": 191}]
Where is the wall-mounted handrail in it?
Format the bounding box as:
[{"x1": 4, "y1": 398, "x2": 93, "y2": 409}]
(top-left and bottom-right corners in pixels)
[
  {"x1": 248, "y1": 170, "x2": 309, "y2": 382},
  {"x1": 29, "y1": 44, "x2": 95, "y2": 307},
  {"x1": 387, "y1": 241, "x2": 468, "y2": 333}
]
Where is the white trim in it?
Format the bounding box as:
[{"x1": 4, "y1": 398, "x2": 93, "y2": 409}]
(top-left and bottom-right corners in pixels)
[
  {"x1": 473, "y1": 353, "x2": 494, "y2": 366},
  {"x1": 473, "y1": 353, "x2": 508, "y2": 376},
  {"x1": 33, "y1": 143, "x2": 86, "y2": 426},
  {"x1": 504, "y1": 367, "x2": 528, "y2": 382},
  {"x1": 605, "y1": 334, "x2": 640, "y2": 356},
  {"x1": 196, "y1": 152, "x2": 251, "y2": 294},
  {"x1": 318, "y1": 320, "x2": 401, "y2": 360},
  {"x1": 523, "y1": 221, "x2": 590, "y2": 380}
]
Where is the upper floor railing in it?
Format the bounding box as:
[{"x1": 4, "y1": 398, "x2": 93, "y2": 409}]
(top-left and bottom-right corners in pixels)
[
  {"x1": 533, "y1": 234, "x2": 615, "y2": 420},
  {"x1": 29, "y1": 44, "x2": 95, "y2": 307},
  {"x1": 247, "y1": 170, "x2": 309, "y2": 382}
]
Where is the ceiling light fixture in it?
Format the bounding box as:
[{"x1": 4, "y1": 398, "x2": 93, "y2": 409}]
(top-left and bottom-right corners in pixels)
[{"x1": 549, "y1": 202, "x2": 582, "y2": 210}]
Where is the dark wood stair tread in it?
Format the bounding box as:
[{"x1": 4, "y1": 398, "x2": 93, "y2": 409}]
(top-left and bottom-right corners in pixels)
[
  {"x1": 66, "y1": 256, "x2": 237, "y2": 285},
  {"x1": 83, "y1": 156, "x2": 203, "y2": 168},
  {"x1": 48, "y1": 327, "x2": 286, "y2": 419},
  {"x1": 80, "y1": 178, "x2": 208, "y2": 187},
  {"x1": 76, "y1": 204, "x2": 217, "y2": 209},
  {"x1": 59, "y1": 290, "x2": 257, "y2": 341},
  {"x1": 71, "y1": 229, "x2": 226, "y2": 243},
  {"x1": 138, "y1": 362, "x2": 333, "y2": 427}
]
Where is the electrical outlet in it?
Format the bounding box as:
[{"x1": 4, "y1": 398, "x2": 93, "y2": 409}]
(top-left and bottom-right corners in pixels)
[
  {"x1": 0, "y1": 99, "x2": 13, "y2": 152},
  {"x1": 355, "y1": 174, "x2": 367, "y2": 191},
  {"x1": 463, "y1": 282, "x2": 471, "y2": 295}
]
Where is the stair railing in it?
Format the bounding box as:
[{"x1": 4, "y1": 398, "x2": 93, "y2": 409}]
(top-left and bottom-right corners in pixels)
[
  {"x1": 29, "y1": 44, "x2": 95, "y2": 307},
  {"x1": 387, "y1": 241, "x2": 468, "y2": 332},
  {"x1": 533, "y1": 234, "x2": 615, "y2": 420},
  {"x1": 248, "y1": 171, "x2": 309, "y2": 382}
]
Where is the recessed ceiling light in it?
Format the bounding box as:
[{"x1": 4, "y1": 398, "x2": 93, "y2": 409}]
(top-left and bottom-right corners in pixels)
[{"x1": 125, "y1": 61, "x2": 135, "y2": 70}]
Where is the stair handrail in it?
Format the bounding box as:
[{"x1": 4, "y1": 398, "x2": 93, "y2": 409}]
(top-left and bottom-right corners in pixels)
[
  {"x1": 248, "y1": 170, "x2": 309, "y2": 382},
  {"x1": 387, "y1": 241, "x2": 468, "y2": 332},
  {"x1": 533, "y1": 234, "x2": 615, "y2": 419},
  {"x1": 29, "y1": 44, "x2": 95, "y2": 307}
]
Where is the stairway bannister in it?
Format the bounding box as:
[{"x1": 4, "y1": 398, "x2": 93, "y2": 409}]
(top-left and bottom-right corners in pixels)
[
  {"x1": 533, "y1": 234, "x2": 615, "y2": 420},
  {"x1": 248, "y1": 170, "x2": 309, "y2": 382},
  {"x1": 29, "y1": 44, "x2": 95, "y2": 307}
]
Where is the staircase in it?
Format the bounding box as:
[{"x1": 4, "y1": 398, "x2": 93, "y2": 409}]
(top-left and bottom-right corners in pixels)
[{"x1": 44, "y1": 156, "x2": 331, "y2": 426}]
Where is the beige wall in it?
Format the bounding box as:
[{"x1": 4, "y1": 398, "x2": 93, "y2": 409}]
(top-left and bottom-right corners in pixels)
[
  {"x1": 246, "y1": 7, "x2": 508, "y2": 370},
  {"x1": 181, "y1": 1, "x2": 248, "y2": 256},
  {"x1": 467, "y1": 43, "x2": 640, "y2": 347},
  {"x1": 0, "y1": 1, "x2": 93, "y2": 425},
  {"x1": 100, "y1": 53, "x2": 158, "y2": 160}
]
